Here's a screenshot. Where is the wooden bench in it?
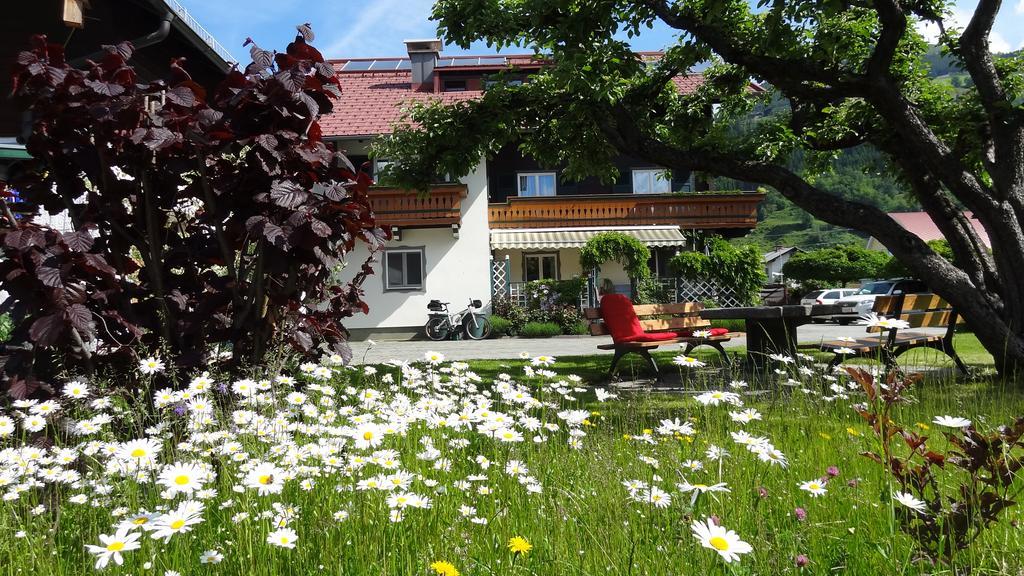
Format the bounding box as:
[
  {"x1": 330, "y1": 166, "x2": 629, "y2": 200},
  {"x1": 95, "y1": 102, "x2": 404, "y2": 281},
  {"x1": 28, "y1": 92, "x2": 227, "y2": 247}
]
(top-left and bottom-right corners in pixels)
[
  {"x1": 819, "y1": 294, "x2": 968, "y2": 375},
  {"x1": 584, "y1": 302, "x2": 743, "y2": 378}
]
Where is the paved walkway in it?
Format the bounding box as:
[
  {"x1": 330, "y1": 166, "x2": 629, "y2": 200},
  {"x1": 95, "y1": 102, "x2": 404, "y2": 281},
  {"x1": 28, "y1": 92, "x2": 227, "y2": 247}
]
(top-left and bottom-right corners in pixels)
[{"x1": 347, "y1": 323, "x2": 941, "y2": 364}]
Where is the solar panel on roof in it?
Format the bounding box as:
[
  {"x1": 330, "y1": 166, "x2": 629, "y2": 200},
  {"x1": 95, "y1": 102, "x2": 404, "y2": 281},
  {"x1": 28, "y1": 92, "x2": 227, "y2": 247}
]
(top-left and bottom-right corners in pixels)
[
  {"x1": 343, "y1": 60, "x2": 374, "y2": 71},
  {"x1": 478, "y1": 57, "x2": 507, "y2": 66},
  {"x1": 368, "y1": 59, "x2": 399, "y2": 70},
  {"x1": 435, "y1": 58, "x2": 458, "y2": 67},
  {"x1": 395, "y1": 59, "x2": 411, "y2": 70}
]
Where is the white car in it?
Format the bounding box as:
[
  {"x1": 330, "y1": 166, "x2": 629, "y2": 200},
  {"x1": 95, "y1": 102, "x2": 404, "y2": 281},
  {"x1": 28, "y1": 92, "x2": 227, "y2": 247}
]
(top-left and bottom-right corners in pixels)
[
  {"x1": 799, "y1": 288, "x2": 858, "y2": 322},
  {"x1": 831, "y1": 279, "x2": 930, "y2": 325}
]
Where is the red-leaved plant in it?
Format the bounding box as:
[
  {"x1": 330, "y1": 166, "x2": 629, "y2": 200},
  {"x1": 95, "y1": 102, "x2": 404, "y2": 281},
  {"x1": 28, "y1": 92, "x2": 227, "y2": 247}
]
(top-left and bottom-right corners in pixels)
[
  {"x1": 848, "y1": 367, "x2": 1024, "y2": 563},
  {"x1": 1, "y1": 26, "x2": 385, "y2": 398}
]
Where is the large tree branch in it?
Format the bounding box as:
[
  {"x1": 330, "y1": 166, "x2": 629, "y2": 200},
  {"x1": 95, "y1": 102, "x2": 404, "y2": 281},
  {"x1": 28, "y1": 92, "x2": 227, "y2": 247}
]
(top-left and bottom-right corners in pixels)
[
  {"x1": 865, "y1": 0, "x2": 907, "y2": 78},
  {"x1": 958, "y1": 0, "x2": 1008, "y2": 116}
]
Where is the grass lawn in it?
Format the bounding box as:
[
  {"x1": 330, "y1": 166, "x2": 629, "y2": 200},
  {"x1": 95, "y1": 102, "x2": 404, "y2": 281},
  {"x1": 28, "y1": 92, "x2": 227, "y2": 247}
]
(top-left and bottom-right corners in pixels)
[
  {"x1": 1, "y1": 336, "x2": 1022, "y2": 575},
  {"x1": 467, "y1": 332, "x2": 996, "y2": 384}
]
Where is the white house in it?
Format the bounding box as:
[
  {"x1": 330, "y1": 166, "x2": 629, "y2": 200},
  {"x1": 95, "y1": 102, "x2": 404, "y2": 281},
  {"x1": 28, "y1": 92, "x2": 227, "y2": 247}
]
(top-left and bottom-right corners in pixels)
[{"x1": 322, "y1": 41, "x2": 766, "y2": 339}]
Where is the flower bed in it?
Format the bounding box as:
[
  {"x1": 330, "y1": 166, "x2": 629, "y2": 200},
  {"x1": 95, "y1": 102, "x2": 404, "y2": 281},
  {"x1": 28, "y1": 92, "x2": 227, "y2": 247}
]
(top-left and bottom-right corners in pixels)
[{"x1": 0, "y1": 353, "x2": 1022, "y2": 574}]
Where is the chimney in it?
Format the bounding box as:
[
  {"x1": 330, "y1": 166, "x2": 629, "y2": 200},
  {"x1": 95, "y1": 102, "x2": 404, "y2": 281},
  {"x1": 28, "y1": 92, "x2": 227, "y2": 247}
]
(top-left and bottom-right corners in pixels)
[{"x1": 405, "y1": 39, "x2": 442, "y2": 91}]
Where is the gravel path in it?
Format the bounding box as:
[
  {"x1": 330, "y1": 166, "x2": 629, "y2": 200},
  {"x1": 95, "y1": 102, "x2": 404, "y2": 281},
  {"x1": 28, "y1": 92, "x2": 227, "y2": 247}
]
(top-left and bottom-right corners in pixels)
[{"x1": 346, "y1": 323, "x2": 943, "y2": 364}]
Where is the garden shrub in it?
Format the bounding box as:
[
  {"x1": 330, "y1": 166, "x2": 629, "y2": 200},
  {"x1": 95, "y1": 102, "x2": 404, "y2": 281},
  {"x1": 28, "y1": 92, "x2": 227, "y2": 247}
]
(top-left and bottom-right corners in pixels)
[
  {"x1": 519, "y1": 321, "x2": 563, "y2": 338},
  {"x1": 566, "y1": 320, "x2": 591, "y2": 336},
  {"x1": 525, "y1": 278, "x2": 585, "y2": 307},
  {"x1": 635, "y1": 278, "x2": 671, "y2": 304},
  {"x1": 579, "y1": 232, "x2": 652, "y2": 280},
  {"x1": 548, "y1": 305, "x2": 586, "y2": 335},
  {"x1": 1, "y1": 29, "x2": 384, "y2": 397},
  {"x1": 487, "y1": 315, "x2": 513, "y2": 338},
  {"x1": 0, "y1": 314, "x2": 12, "y2": 343},
  {"x1": 491, "y1": 297, "x2": 528, "y2": 336}
]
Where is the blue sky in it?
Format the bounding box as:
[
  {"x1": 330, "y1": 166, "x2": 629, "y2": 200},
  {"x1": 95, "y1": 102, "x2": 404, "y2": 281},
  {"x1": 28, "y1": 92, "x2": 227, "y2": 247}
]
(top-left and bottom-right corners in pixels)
[{"x1": 176, "y1": 0, "x2": 1024, "y2": 62}]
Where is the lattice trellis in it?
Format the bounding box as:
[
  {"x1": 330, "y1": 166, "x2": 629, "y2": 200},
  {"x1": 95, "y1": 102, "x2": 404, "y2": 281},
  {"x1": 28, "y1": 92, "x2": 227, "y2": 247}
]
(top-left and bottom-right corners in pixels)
[
  {"x1": 665, "y1": 278, "x2": 743, "y2": 308},
  {"x1": 490, "y1": 257, "x2": 511, "y2": 301}
]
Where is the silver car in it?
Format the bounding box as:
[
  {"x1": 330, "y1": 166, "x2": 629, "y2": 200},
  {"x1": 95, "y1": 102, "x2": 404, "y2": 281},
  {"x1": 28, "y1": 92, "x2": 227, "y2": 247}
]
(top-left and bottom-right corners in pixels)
[
  {"x1": 832, "y1": 279, "x2": 930, "y2": 325},
  {"x1": 800, "y1": 288, "x2": 858, "y2": 322}
]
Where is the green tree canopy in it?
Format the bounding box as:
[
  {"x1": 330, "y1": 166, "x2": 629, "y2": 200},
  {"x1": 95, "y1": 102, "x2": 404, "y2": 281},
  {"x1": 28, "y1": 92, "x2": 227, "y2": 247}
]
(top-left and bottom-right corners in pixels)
[
  {"x1": 783, "y1": 245, "x2": 890, "y2": 285},
  {"x1": 377, "y1": 0, "x2": 1024, "y2": 375}
]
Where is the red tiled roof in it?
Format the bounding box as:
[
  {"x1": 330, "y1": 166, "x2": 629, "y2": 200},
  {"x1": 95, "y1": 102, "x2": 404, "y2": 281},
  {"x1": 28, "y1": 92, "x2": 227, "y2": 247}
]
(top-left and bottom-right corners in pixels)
[
  {"x1": 319, "y1": 70, "x2": 480, "y2": 138},
  {"x1": 887, "y1": 211, "x2": 991, "y2": 248},
  {"x1": 319, "y1": 55, "x2": 719, "y2": 138}
]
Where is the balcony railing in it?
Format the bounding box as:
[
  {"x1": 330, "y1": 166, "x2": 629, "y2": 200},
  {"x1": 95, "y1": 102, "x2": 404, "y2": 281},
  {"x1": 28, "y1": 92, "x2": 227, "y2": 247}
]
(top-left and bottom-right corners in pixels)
[
  {"x1": 488, "y1": 192, "x2": 763, "y2": 229},
  {"x1": 368, "y1": 184, "x2": 467, "y2": 228}
]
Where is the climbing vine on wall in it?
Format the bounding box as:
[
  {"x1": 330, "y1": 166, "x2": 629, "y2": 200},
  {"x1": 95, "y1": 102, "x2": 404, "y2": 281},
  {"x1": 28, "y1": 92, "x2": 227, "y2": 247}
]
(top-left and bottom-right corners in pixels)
[
  {"x1": 669, "y1": 237, "x2": 765, "y2": 305},
  {"x1": 579, "y1": 232, "x2": 652, "y2": 280}
]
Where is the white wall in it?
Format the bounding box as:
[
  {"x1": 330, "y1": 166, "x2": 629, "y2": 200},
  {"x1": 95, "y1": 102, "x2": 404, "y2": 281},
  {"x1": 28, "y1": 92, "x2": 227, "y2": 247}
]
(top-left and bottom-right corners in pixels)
[{"x1": 337, "y1": 161, "x2": 492, "y2": 331}]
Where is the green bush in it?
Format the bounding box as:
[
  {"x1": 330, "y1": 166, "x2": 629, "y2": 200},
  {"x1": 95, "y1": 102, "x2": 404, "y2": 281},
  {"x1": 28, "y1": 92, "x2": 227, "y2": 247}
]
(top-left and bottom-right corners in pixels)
[
  {"x1": 488, "y1": 315, "x2": 513, "y2": 338},
  {"x1": 549, "y1": 305, "x2": 585, "y2": 334},
  {"x1": 566, "y1": 320, "x2": 591, "y2": 335},
  {"x1": 491, "y1": 297, "x2": 527, "y2": 336},
  {"x1": 0, "y1": 314, "x2": 12, "y2": 343},
  {"x1": 783, "y1": 244, "x2": 889, "y2": 285},
  {"x1": 519, "y1": 321, "x2": 563, "y2": 338},
  {"x1": 525, "y1": 278, "x2": 586, "y2": 307},
  {"x1": 635, "y1": 278, "x2": 671, "y2": 304}
]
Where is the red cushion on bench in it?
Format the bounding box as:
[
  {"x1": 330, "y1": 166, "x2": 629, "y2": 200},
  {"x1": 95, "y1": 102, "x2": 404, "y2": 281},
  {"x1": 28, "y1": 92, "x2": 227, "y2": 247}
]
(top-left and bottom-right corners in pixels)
[
  {"x1": 600, "y1": 294, "x2": 645, "y2": 342},
  {"x1": 622, "y1": 331, "x2": 682, "y2": 343}
]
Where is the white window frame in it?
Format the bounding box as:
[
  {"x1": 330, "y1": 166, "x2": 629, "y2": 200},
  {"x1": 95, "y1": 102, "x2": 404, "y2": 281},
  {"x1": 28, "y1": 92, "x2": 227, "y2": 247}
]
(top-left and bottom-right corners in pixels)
[
  {"x1": 516, "y1": 171, "x2": 557, "y2": 197},
  {"x1": 632, "y1": 168, "x2": 672, "y2": 194},
  {"x1": 524, "y1": 253, "x2": 558, "y2": 282},
  {"x1": 383, "y1": 248, "x2": 425, "y2": 292}
]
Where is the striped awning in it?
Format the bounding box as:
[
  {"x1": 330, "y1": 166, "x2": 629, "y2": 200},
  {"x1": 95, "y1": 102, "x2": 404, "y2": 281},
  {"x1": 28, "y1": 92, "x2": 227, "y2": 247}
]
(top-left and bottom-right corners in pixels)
[{"x1": 491, "y1": 226, "x2": 688, "y2": 250}]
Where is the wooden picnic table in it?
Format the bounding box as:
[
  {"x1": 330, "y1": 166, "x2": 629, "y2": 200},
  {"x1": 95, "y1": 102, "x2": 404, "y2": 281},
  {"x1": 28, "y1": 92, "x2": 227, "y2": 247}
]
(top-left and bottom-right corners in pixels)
[{"x1": 700, "y1": 305, "x2": 842, "y2": 367}]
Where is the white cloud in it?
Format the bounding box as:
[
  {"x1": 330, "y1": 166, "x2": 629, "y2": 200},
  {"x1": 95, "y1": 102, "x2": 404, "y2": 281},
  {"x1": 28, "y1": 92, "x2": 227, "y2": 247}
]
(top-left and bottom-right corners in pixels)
[
  {"x1": 989, "y1": 31, "x2": 1012, "y2": 53},
  {"x1": 915, "y1": 7, "x2": 970, "y2": 44}
]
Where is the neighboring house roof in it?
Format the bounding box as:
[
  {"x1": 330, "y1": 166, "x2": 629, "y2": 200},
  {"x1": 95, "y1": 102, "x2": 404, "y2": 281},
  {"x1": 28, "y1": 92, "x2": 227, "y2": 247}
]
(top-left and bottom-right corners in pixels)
[
  {"x1": 763, "y1": 246, "x2": 801, "y2": 262},
  {"x1": 872, "y1": 211, "x2": 991, "y2": 249},
  {"x1": 320, "y1": 53, "x2": 737, "y2": 138}
]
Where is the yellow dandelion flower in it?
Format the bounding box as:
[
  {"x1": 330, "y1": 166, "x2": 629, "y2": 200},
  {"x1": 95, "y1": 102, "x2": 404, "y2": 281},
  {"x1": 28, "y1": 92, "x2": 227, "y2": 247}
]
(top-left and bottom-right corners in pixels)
[
  {"x1": 430, "y1": 560, "x2": 460, "y2": 576},
  {"x1": 642, "y1": 428, "x2": 653, "y2": 435},
  {"x1": 915, "y1": 422, "x2": 930, "y2": 430},
  {"x1": 818, "y1": 432, "x2": 832, "y2": 440},
  {"x1": 846, "y1": 427, "x2": 861, "y2": 437},
  {"x1": 507, "y1": 536, "x2": 532, "y2": 555}
]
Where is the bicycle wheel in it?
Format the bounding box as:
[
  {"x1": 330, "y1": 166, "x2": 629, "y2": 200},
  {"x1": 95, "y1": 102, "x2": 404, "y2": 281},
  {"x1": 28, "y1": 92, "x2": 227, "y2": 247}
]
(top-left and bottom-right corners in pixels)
[
  {"x1": 425, "y1": 317, "x2": 450, "y2": 341},
  {"x1": 463, "y1": 314, "x2": 492, "y2": 340}
]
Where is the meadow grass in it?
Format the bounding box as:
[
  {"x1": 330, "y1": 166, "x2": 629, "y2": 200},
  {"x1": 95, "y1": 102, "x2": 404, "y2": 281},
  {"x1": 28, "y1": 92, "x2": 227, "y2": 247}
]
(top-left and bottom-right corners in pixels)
[{"x1": 0, "y1": 346, "x2": 1021, "y2": 576}]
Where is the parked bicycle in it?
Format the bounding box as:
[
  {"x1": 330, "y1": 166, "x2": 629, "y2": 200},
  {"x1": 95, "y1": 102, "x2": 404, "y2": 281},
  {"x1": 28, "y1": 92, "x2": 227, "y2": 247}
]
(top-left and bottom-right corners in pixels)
[{"x1": 425, "y1": 299, "x2": 492, "y2": 341}]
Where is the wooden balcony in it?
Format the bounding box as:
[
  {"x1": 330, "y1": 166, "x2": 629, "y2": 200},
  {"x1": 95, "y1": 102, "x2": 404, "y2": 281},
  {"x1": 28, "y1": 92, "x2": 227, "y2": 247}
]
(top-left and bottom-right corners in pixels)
[
  {"x1": 488, "y1": 192, "x2": 764, "y2": 229},
  {"x1": 367, "y1": 184, "x2": 467, "y2": 228}
]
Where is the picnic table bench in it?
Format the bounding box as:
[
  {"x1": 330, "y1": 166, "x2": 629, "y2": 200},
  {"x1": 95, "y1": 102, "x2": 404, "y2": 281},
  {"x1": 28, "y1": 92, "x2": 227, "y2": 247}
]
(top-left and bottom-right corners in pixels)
[
  {"x1": 819, "y1": 293, "x2": 969, "y2": 375},
  {"x1": 584, "y1": 300, "x2": 743, "y2": 378}
]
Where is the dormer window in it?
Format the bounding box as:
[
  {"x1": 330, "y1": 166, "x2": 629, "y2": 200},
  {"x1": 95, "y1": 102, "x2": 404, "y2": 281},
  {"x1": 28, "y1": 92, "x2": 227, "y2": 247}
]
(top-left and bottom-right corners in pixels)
[{"x1": 443, "y1": 79, "x2": 467, "y2": 92}]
